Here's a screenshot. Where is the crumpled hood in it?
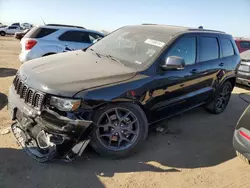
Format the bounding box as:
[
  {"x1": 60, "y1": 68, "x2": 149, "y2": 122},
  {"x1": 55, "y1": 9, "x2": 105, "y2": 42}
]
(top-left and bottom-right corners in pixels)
[{"x1": 19, "y1": 50, "x2": 137, "y2": 97}]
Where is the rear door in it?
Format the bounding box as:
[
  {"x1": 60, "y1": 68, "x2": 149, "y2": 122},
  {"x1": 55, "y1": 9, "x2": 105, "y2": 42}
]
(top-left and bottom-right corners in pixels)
[
  {"x1": 197, "y1": 35, "x2": 222, "y2": 100},
  {"x1": 58, "y1": 30, "x2": 92, "y2": 51}
]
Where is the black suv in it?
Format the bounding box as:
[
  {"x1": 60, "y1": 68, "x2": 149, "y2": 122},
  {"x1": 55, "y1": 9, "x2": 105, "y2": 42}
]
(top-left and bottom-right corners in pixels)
[{"x1": 8, "y1": 24, "x2": 240, "y2": 162}]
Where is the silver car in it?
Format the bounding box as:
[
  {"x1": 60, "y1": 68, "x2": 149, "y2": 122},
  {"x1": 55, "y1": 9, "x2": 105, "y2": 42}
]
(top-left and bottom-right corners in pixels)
[{"x1": 19, "y1": 25, "x2": 104, "y2": 63}]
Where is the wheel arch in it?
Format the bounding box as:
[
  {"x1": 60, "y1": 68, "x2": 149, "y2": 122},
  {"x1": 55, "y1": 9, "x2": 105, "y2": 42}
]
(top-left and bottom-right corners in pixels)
[
  {"x1": 226, "y1": 76, "x2": 236, "y2": 88},
  {"x1": 0, "y1": 30, "x2": 6, "y2": 35},
  {"x1": 42, "y1": 52, "x2": 57, "y2": 57},
  {"x1": 91, "y1": 100, "x2": 149, "y2": 123}
]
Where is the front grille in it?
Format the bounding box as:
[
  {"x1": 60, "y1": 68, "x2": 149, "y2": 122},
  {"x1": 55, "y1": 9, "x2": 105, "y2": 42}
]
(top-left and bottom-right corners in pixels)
[{"x1": 13, "y1": 75, "x2": 45, "y2": 110}]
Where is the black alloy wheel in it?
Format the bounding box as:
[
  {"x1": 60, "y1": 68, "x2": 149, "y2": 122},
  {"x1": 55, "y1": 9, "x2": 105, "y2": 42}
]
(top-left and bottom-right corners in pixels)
[
  {"x1": 204, "y1": 81, "x2": 233, "y2": 114},
  {"x1": 91, "y1": 103, "x2": 148, "y2": 158},
  {"x1": 96, "y1": 107, "x2": 139, "y2": 151},
  {"x1": 215, "y1": 83, "x2": 231, "y2": 111}
]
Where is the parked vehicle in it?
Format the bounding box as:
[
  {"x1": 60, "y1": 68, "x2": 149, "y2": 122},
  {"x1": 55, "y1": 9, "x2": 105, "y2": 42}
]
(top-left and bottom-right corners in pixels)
[
  {"x1": 235, "y1": 38, "x2": 250, "y2": 53},
  {"x1": 14, "y1": 29, "x2": 30, "y2": 40},
  {"x1": 19, "y1": 25, "x2": 104, "y2": 63},
  {"x1": 0, "y1": 25, "x2": 23, "y2": 36},
  {"x1": 21, "y1": 23, "x2": 33, "y2": 29},
  {"x1": 11, "y1": 22, "x2": 21, "y2": 27},
  {"x1": 8, "y1": 24, "x2": 240, "y2": 162},
  {"x1": 236, "y1": 50, "x2": 250, "y2": 86},
  {"x1": 233, "y1": 105, "x2": 250, "y2": 164}
]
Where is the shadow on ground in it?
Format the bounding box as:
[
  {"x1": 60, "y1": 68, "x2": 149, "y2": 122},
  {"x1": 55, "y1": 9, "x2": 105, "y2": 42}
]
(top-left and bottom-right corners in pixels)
[
  {"x1": 0, "y1": 68, "x2": 17, "y2": 77},
  {"x1": 0, "y1": 92, "x2": 249, "y2": 188},
  {"x1": 0, "y1": 93, "x2": 8, "y2": 111}
]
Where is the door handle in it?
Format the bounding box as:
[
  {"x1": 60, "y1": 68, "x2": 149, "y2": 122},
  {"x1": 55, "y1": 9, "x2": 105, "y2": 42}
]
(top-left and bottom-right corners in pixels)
[
  {"x1": 190, "y1": 69, "x2": 198, "y2": 74},
  {"x1": 219, "y1": 63, "x2": 224, "y2": 67}
]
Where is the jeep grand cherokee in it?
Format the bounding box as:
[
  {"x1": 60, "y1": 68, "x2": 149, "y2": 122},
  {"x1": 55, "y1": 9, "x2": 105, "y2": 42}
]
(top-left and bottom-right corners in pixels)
[{"x1": 8, "y1": 24, "x2": 240, "y2": 162}]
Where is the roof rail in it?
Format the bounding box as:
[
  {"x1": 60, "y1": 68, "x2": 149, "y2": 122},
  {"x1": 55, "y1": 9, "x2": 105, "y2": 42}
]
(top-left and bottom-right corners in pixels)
[
  {"x1": 141, "y1": 23, "x2": 158, "y2": 25},
  {"x1": 188, "y1": 28, "x2": 225, "y2": 34},
  {"x1": 46, "y1": 24, "x2": 85, "y2": 29}
]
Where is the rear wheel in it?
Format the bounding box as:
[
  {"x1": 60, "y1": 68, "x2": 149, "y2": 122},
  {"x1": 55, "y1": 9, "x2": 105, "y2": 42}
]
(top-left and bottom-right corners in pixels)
[
  {"x1": 0, "y1": 31, "x2": 6, "y2": 36},
  {"x1": 91, "y1": 103, "x2": 148, "y2": 158},
  {"x1": 204, "y1": 81, "x2": 233, "y2": 114}
]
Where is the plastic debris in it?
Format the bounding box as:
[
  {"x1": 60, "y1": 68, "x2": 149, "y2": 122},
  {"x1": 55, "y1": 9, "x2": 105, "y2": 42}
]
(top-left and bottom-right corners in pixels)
[
  {"x1": 0, "y1": 127, "x2": 10, "y2": 135},
  {"x1": 156, "y1": 127, "x2": 165, "y2": 132}
]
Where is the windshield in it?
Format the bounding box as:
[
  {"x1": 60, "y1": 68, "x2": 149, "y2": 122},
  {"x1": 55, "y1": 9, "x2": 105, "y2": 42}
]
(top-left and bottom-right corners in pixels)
[{"x1": 90, "y1": 27, "x2": 168, "y2": 69}]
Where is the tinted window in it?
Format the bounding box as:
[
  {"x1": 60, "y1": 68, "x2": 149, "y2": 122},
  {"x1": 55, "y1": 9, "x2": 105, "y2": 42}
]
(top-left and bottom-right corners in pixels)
[
  {"x1": 89, "y1": 33, "x2": 103, "y2": 42},
  {"x1": 240, "y1": 41, "x2": 250, "y2": 49},
  {"x1": 9, "y1": 26, "x2": 17, "y2": 29},
  {"x1": 24, "y1": 27, "x2": 58, "y2": 38},
  {"x1": 166, "y1": 37, "x2": 196, "y2": 65},
  {"x1": 59, "y1": 31, "x2": 91, "y2": 43},
  {"x1": 221, "y1": 39, "x2": 234, "y2": 57},
  {"x1": 200, "y1": 37, "x2": 219, "y2": 62}
]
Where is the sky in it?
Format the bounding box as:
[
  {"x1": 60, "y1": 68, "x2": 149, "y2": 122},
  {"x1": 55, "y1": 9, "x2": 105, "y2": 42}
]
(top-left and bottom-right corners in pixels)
[{"x1": 0, "y1": 0, "x2": 249, "y2": 37}]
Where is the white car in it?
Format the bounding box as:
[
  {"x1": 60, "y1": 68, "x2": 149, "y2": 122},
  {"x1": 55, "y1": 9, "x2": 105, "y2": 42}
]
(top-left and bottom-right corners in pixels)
[
  {"x1": 19, "y1": 25, "x2": 104, "y2": 63},
  {"x1": 0, "y1": 25, "x2": 22, "y2": 36},
  {"x1": 21, "y1": 23, "x2": 33, "y2": 29}
]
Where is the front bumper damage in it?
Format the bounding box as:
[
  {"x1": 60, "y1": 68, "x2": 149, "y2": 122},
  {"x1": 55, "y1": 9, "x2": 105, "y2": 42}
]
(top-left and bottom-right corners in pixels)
[{"x1": 8, "y1": 86, "x2": 93, "y2": 162}]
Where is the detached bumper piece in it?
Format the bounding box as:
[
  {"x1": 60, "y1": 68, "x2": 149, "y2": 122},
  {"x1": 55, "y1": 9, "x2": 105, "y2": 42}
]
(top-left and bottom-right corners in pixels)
[
  {"x1": 10, "y1": 109, "x2": 93, "y2": 163},
  {"x1": 12, "y1": 122, "x2": 57, "y2": 162}
]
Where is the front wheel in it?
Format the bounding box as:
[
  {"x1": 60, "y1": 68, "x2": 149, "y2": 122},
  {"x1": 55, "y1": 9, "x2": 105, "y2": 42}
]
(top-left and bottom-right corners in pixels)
[
  {"x1": 90, "y1": 103, "x2": 148, "y2": 158},
  {"x1": 0, "y1": 31, "x2": 6, "y2": 36},
  {"x1": 204, "y1": 81, "x2": 233, "y2": 114}
]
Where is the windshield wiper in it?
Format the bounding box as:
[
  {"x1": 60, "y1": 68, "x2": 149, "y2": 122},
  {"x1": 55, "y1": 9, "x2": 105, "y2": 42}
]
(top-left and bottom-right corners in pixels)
[
  {"x1": 89, "y1": 48, "x2": 101, "y2": 58},
  {"x1": 105, "y1": 54, "x2": 122, "y2": 64}
]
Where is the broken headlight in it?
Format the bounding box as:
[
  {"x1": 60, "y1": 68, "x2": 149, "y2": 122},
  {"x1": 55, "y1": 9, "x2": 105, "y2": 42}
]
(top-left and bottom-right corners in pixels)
[{"x1": 50, "y1": 96, "x2": 81, "y2": 111}]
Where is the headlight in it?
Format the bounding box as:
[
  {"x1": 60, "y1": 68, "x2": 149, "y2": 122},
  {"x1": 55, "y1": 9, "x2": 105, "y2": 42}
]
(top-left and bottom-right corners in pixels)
[{"x1": 50, "y1": 96, "x2": 81, "y2": 111}]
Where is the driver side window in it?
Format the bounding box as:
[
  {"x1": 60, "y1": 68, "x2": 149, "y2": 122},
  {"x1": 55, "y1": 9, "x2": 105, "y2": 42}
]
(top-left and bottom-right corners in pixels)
[{"x1": 166, "y1": 37, "x2": 196, "y2": 65}]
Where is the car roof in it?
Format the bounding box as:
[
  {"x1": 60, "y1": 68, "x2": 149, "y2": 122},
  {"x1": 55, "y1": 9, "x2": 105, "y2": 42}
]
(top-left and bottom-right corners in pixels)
[
  {"x1": 234, "y1": 37, "x2": 250, "y2": 41},
  {"x1": 37, "y1": 25, "x2": 104, "y2": 35},
  {"x1": 125, "y1": 24, "x2": 229, "y2": 38}
]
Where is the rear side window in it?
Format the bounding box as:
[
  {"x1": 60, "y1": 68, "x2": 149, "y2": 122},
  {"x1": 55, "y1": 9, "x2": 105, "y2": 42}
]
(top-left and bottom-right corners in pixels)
[
  {"x1": 24, "y1": 27, "x2": 58, "y2": 38},
  {"x1": 240, "y1": 41, "x2": 250, "y2": 49},
  {"x1": 59, "y1": 31, "x2": 91, "y2": 43},
  {"x1": 221, "y1": 39, "x2": 234, "y2": 57},
  {"x1": 199, "y1": 37, "x2": 219, "y2": 62},
  {"x1": 9, "y1": 26, "x2": 18, "y2": 29},
  {"x1": 166, "y1": 37, "x2": 196, "y2": 65}
]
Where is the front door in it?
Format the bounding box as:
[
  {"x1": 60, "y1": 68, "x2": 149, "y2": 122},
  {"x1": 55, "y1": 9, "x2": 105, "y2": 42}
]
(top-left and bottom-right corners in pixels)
[{"x1": 145, "y1": 36, "x2": 205, "y2": 122}]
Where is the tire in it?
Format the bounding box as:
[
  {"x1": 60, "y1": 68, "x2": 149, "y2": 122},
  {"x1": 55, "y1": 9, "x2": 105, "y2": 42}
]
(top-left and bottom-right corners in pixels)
[
  {"x1": 204, "y1": 81, "x2": 233, "y2": 114},
  {"x1": 0, "y1": 31, "x2": 6, "y2": 36},
  {"x1": 90, "y1": 103, "x2": 148, "y2": 159}
]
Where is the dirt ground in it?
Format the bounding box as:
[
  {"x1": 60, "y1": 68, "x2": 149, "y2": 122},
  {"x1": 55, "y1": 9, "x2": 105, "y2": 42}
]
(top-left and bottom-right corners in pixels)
[{"x1": 1, "y1": 36, "x2": 250, "y2": 188}]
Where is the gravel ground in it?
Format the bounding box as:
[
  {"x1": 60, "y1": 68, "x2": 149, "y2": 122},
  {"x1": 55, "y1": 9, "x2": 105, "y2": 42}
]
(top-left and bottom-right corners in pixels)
[{"x1": 1, "y1": 36, "x2": 250, "y2": 188}]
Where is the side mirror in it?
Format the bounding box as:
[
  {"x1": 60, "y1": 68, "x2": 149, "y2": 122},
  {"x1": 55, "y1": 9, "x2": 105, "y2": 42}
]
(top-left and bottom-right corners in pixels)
[{"x1": 161, "y1": 56, "x2": 185, "y2": 70}]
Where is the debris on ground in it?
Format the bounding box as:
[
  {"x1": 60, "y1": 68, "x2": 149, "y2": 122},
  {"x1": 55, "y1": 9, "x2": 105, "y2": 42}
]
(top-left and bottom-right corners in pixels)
[
  {"x1": 156, "y1": 127, "x2": 165, "y2": 132},
  {"x1": 0, "y1": 127, "x2": 11, "y2": 135}
]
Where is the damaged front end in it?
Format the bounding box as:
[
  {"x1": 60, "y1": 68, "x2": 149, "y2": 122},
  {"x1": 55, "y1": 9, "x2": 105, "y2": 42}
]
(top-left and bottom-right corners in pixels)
[{"x1": 8, "y1": 84, "x2": 93, "y2": 162}]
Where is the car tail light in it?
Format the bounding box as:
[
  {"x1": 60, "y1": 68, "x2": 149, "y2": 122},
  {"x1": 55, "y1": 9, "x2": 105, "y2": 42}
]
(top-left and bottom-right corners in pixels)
[
  {"x1": 239, "y1": 130, "x2": 250, "y2": 140},
  {"x1": 25, "y1": 40, "x2": 37, "y2": 50}
]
